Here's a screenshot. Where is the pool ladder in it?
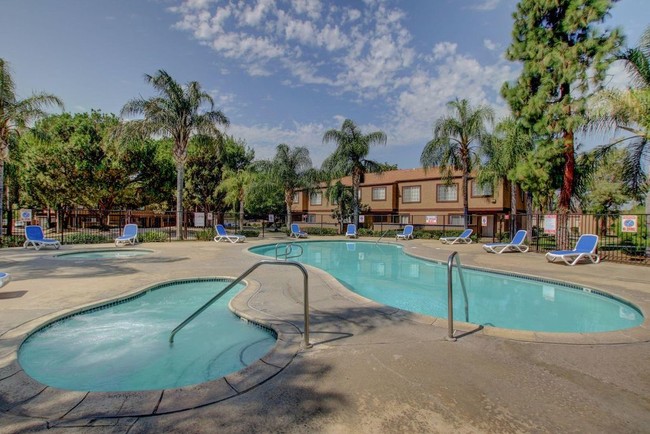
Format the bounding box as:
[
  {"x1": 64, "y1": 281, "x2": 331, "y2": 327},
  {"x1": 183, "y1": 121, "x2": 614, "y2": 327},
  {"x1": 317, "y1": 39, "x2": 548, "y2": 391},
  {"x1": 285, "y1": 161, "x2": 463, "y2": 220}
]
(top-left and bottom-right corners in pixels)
[
  {"x1": 169, "y1": 260, "x2": 312, "y2": 348},
  {"x1": 446, "y1": 252, "x2": 469, "y2": 342},
  {"x1": 275, "y1": 242, "x2": 303, "y2": 260}
]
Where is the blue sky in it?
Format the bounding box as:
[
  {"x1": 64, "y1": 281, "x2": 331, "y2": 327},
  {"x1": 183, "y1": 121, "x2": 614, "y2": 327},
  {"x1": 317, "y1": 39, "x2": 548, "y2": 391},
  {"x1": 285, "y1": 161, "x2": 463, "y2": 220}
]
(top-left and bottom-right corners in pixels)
[{"x1": 1, "y1": 0, "x2": 648, "y2": 169}]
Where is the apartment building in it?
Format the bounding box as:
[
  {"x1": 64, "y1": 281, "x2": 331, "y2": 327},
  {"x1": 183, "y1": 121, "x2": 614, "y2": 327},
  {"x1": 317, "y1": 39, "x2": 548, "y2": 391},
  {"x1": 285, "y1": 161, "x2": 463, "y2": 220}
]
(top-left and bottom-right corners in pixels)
[{"x1": 291, "y1": 167, "x2": 525, "y2": 237}]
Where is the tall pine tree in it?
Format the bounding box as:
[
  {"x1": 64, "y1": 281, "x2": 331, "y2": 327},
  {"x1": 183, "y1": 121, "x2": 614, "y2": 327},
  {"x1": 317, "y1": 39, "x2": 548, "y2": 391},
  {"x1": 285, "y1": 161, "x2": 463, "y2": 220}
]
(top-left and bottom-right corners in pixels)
[{"x1": 501, "y1": 0, "x2": 623, "y2": 216}]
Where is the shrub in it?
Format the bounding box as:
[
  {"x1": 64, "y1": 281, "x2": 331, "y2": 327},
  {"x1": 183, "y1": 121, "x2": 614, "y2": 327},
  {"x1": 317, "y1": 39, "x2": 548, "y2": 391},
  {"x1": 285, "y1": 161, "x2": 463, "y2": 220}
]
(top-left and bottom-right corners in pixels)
[
  {"x1": 1, "y1": 235, "x2": 25, "y2": 248},
  {"x1": 139, "y1": 231, "x2": 169, "y2": 243},
  {"x1": 63, "y1": 233, "x2": 111, "y2": 245},
  {"x1": 240, "y1": 229, "x2": 260, "y2": 238},
  {"x1": 195, "y1": 228, "x2": 216, "y2": 241},
  {"x1": 304, "y1": 227, "x2": 338, "y2": 236}
]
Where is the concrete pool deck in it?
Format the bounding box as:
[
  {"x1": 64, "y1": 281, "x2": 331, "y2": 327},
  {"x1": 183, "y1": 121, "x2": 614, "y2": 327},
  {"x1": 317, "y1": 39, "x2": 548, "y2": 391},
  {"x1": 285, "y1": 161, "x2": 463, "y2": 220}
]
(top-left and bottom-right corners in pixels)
[{"x1": 0, "y1": 237, "x2": 648, "y2": 433}]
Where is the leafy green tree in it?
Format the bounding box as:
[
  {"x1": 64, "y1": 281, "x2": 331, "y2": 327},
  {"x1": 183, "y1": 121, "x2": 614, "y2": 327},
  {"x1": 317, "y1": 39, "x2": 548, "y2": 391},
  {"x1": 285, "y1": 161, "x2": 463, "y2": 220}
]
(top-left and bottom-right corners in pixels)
[
  {"x1": 322, "y1": 119, "x2": 387, "y2": 228},
  {"x1": 20, "y1": 111, "x2": 172, "y2": 229},
  {"x1": 0, "y1": 58, "x2": 63, "y2": 234},
  {"x1": 581, "y1": 148, "x2": 632, "y2": 214},
  {"x1": 121, "y1": 69, "x2": 229, "y2": 239},
  {"x1": 245, "y1": 170, "x2": 285, "y2": 222},
  {"x1": 184, "y1": 135, "x2": 255, "y2": 224},
  {"x1": 421, "y1": 98, "x2": 494, "y2": 228},
  {"x1": 501, "y1": 0, "x2": 623, "y2": 214},
  {"x1": 478, "y1": 117, "x2": 534, "y2": 236}
]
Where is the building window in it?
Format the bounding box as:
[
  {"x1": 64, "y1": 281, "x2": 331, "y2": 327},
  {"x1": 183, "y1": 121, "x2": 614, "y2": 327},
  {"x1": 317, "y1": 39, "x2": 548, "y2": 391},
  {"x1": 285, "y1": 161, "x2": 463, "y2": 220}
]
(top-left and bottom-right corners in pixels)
[
  {"x1": 471, "y1": 181, "x2": 493, "y2": 197},
  {"x1": 372, "y1": 187, "x2": 387, "y2": 201},
  {"x1": 449, "y1": 214, "x2": 465, "y2": 226},
  {"x1": 303, "y1": 214, "x2": 317, "y2": 223},
  {"x1": 310, "y1": 192, "x2": 322, "y2": 206},
  {"x1": 292, "y1": 192, "x2": 299, "y2": 204},
  {"x1": 402, "y1": 186, "x2": 421, "y2": 203},
  {"x1": 400, "y1": 215, "x2": 410, "y2": 224},
  {"x1": 437, "y1": 184, "x2": 458, "y2": 202}
]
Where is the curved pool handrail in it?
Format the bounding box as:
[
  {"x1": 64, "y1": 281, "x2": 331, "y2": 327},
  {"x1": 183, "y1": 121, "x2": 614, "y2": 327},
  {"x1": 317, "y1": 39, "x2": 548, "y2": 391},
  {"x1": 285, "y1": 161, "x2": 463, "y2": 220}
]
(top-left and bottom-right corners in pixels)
[
  {"x1": 446, "y1": 251, "x2": 469, "y2": 341},
  {"x1": 275, "y1": 242, "x2": 303, "y2": 260},
  {"x1": 169, "y1": 260, "x2": 311, "y2": 349}
]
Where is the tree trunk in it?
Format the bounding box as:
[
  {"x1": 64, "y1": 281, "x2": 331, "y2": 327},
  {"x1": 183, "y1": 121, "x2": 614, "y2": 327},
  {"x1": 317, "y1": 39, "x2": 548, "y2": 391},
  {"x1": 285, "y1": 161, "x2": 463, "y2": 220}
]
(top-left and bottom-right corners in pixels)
[
  {"x1": 462, "y1": 172, "x2": 469, "y2": 229},
  {"x1": 510, "y1": 180, "x2": 517, "y2": 237},
  {"x1": 239, "y1": 198, "x2": 244, "y2": 232},
  {"x1": 0, "y1": 160, "x2": 4, "y2": 238},
  {"x1": 176, "y1": 162, "x2": 184, "y2": 240},
  {"x1": 526, "y1": 191, "x2": 533, "y2": 243},
  {"x1": 285, "y1": 189, "x2": 293, "y2": 230},
  {"x1": 352, "y1": 170, "x2": 360, "y2": 228}
]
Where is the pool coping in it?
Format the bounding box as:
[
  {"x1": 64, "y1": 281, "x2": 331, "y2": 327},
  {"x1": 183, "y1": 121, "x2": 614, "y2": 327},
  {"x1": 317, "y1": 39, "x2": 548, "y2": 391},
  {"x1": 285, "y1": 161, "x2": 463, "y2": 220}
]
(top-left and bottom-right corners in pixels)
[{"x1": 0, "y1": 277, "x2": 305, "y2": 422}]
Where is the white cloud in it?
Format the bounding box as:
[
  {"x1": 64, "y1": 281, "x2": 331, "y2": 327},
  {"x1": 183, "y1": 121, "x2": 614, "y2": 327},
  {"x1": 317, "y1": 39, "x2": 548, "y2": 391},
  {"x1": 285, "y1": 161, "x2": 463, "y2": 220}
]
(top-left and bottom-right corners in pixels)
[
  {"x1": 470, "y1": 0, "x2": 503, "y2": 11},
  {"x1": 432, "y1": 42, "x2": 457, "y2": 60},
  {"x1": 483, "y1": 39, "x2": 497, "y2": 51}
]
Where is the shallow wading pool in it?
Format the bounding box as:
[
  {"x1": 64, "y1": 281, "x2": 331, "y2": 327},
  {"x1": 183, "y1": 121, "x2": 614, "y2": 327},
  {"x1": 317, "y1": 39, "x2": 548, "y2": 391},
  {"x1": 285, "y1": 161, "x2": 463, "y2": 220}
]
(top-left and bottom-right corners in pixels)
[
  {"x1": 250, "y1": 241, "x2": 643, "y2": 333},
  {"x1": 55, "y1": 249, "x2": 154, "y2": 260},
  {"x1": 18, "y1": 279, "x2": 275, "y2": 391}
]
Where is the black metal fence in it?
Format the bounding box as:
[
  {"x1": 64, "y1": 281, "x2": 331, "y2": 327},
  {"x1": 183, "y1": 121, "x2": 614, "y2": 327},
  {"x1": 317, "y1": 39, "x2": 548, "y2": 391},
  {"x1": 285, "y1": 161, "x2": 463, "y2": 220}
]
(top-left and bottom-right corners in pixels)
[{"x1": 4, "y1": 208, "x2": 648, "y2": 266}]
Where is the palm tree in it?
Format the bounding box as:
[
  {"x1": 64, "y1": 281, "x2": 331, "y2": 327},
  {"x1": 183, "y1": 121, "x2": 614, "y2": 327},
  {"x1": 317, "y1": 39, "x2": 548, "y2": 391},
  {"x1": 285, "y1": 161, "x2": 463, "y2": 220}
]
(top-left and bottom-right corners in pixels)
[
  {"x1": 588, "y1": 26, "x2": 649, "y2": 198},
  {"x1": 478, "y1": 117, "x2": 534, "y2": 238},
  {"x1": 421, "y1": 98, "x2": 494, "y2": 228},
  {"x1": 218, "y1": 168, "x2": 256, "y2": 232},
  {"x1": 0, "y1": 58, "x2": 63, "y2": 236},
  {"x1": 322, "y1": 119, "x2": 387, "y2": 228},
  {"x1": 324, "y1": 180, "x2": 353, "y2": 234},
  {"x1": 260, "y1": 144, "x2": 314, "y2": 228},
  {"x1": 121, "y1": 70, "x2": 229, "y2": 239}
]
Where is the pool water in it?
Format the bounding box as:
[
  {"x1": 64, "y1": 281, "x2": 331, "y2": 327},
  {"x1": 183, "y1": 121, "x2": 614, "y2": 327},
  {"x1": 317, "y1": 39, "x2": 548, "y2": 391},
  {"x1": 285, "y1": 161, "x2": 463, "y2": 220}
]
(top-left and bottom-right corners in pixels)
[
  {"x1": 18, "y1": 279, "x2": 275, "y2": 391},
  {"x1": 56, "y1": 249, "x2": 153, "y2": 259},
  {"x1": 250, "y1": 241, "x2": 643, "y2": 333}
]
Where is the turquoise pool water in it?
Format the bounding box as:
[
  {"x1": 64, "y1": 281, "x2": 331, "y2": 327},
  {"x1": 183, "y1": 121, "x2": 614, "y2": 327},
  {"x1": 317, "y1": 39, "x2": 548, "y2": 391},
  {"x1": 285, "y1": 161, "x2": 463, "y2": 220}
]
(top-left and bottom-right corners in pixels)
[
  {"x1": 18, "y1": 279, "x2": 275, "y2": 391},
  {"x1": 55, "y1": 249, "x2": 153, "y2": 259},
  {"x1": 250, "y1": 241, "x2": 643, "y2": 333}
]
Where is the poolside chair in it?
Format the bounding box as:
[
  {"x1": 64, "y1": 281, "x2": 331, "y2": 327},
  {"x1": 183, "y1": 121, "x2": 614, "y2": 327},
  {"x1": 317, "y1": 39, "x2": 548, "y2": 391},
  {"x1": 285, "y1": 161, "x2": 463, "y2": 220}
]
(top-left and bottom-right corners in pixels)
[
  {"x1": 114, "y1": 224, "x2": 139, "y2": 247},
  {"x1": 0, "y1": 272, "x2": 11, "y2": 288},
  {"x1": 545, "y1": 234, "x2": 600, "y2": 266},
  {"x1": 23, "y1": 225, "x2": 61, "y2": 251},
  {"x1": 290, "y1": 223, "x2": 308, "y2": 238},
  {"x1": 214, "y1": 224, "x2": 246, "y2": 243},
  {"x1": 396, "y1": 225, "x2": 414, "y2": 240},
  {"x1": 345, "y1": 224, "x2": 357, "y2": 238},
  {"x1": 440, "y1": 228, "x2": 473, "y2": 245},
  {"x1": 483, "y1": 230, "x2": 529, "y2": 254}
]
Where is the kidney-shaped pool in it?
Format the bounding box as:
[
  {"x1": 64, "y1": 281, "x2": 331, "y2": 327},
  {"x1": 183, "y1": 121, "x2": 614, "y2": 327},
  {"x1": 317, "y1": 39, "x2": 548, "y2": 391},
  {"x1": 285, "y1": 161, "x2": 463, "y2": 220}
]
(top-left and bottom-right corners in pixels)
[{"x1": 250, "y1": 241, "x2": 643, "y2": 333}]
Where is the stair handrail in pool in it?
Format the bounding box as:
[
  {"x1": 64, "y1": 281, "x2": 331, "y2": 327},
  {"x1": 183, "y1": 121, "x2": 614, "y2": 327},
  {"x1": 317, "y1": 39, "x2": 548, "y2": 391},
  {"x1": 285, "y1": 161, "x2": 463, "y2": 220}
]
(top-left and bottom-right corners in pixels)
[
  {"x1": 169, "y1": 260, "x2": 311, "y2": 348},
  {"x1": 446, "y1": 251, "x2": 469, "y2": 342},
  {"x1": 275, "y1": 242, "x2": 303, "y2": 260},
  {"x1": 376, "y1": 229, "x2": 391, "y2": 243}
]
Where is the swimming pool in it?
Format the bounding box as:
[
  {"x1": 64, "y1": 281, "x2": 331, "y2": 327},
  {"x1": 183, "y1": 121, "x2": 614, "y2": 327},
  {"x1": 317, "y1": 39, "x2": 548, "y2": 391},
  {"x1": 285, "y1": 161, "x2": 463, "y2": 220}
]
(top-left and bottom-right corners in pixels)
[
  {"x1": 55, "y1": 249, "x2": 153, "y2": 259},
  {"x1": 18, "y1": 279, "x2": 275, "y2": 391},
  {"x1": 250, "y1": 241, "x2": 643, "y2": 333}
]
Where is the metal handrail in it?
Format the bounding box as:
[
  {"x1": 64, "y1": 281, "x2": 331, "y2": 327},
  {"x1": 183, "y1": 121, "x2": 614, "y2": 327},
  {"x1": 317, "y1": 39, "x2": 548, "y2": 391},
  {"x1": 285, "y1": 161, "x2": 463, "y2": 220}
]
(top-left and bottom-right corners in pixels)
[
  {"x1": 376, "y1": 229, "x2": 391, "y2": 243},
  {"x1": 275, "y1": 242, "x2": 303, "y2": 260},
  {"x1": 446, "y1": 251, "x2": 469, "y2": 341},
  {"x1": 169, "y1": 260, "x2": 312, "y2": 348}
]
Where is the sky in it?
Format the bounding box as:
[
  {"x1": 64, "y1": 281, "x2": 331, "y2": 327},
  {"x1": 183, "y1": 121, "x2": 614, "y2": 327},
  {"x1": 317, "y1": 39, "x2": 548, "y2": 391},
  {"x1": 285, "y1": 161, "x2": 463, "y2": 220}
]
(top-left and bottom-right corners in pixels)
[{"x1": 1, "y1": 0, "x2": 648, "y2": 169}]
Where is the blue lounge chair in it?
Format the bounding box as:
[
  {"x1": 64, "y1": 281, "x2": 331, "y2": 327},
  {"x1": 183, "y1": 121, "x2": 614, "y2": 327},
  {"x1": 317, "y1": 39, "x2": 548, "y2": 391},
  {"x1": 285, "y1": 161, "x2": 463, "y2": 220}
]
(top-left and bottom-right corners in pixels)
[
  {"x1": 546, "y1": 234, "x2": 600, "y2": 266},
  {"x1": 396, "y1": 225, "x2": 414, "y2": 240},
  {"x1": 23, "y1": 225, "x2": 61, "y2": 250},
  {"x1": 115, "y1": 224, "x2": 139, "y2": 246},
  {"x1": 483, "y1": 230, "x2": 529, "y2": 254},
  {"x1": 0, "y1": 272, "x2": 11, "y2": 288},
  {"x1": 290, "y1": 223, "x2": 308, "y2": 238},
  {"x1": 345, "y1": 224, "x2": 357, "y2": 238},
  {"x1": 440, "y1": 228, "x2": 473, "y2": 244},
  {"x1": 214, "y1": 224, "x2": 246, "y2": 243}
]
